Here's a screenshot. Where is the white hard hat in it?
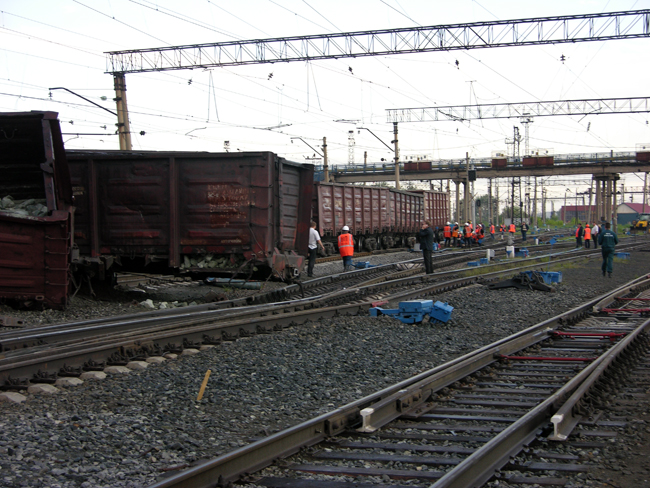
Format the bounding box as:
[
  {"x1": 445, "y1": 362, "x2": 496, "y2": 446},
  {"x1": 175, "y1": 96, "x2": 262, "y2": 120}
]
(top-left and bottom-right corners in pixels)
[
  {"x1": 446, "y1": 221, "x2": 450, "y2": 225},
  {"x1": 342, "y1": 225, "x2": 349, "y2": 231},
  {"x1": 465, "y1": 222, "x2": 469, "y2": 226}
]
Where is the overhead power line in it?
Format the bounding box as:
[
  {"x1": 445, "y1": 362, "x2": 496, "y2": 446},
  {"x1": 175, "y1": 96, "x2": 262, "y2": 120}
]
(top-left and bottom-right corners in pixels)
[
  {"x1": 106, "y1": 10, "x2": 650, "y2": 74},
  {"x1": 386, "y1": 97, "x2": 650, "y2": 123}
]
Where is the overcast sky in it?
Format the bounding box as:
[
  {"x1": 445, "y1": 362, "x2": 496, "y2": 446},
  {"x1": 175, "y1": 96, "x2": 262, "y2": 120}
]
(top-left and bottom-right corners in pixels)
[{"x1": 2, "y1": 0, "x2": 650, "y2": 202}]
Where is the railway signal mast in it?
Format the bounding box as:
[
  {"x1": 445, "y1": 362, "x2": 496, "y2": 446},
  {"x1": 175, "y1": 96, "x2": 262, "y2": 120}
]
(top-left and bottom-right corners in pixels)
[{"x1": 521, "y1": 115, "x2": 536, "y2": 225}]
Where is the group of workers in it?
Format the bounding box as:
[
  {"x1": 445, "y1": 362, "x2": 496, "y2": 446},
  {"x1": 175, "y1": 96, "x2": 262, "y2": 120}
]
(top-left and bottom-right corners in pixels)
[
  {"x1": 574, "y1": 221, "x2": 619, "y2": 277},
  {"x1": 574, "y1": 222, "x2": 602, "y2": 249},
  {"x1": 308, "y1": 217, "x2": 619, "y2": 279},
  {"x1": 441, "y1": 221, "x2": 488, "y2": 248}
]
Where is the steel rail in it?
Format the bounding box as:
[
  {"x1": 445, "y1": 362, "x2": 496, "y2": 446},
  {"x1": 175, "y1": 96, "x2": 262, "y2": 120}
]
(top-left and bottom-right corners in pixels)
[
  {"x1": 430, "y1": 321, "x2": 650, "y2": 488},
  {"x1": 0, "y1": 244, "x2": 525, "y2": 350},
  {"x1": 146, "y1": 276, "x2": 650, "y2": 488},
  {"x1": 549, "y1": 311, "x2": 650, "y2": 441},
  {"x1": 2, "y1": 244, "x2": 646, "y2": 387},
  {"x1": 0, "y1": 244, "x2": 613, "y2": 354},
  {"x1": 0, "y1": 232, "x2": 579, "y2": 347},
  {"x1": 0, "y1": 261, "x2": 418, "y2": 349}
]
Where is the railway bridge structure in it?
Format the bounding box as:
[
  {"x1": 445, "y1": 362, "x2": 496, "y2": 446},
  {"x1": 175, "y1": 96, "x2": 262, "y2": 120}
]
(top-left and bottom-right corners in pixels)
[{"x1": 324, "y1": 150, "x2": 650, "y2": 230}]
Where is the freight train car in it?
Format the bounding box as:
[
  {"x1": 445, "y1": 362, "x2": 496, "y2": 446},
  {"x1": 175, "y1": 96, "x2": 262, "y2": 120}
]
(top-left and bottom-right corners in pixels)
[
  {"x1": 410, "y1": 190, "x2": 450, "y2": 229},
  {"x1": 522, "y1": 155, "x2": 554, "y2": 167},
  {"x1": 491, "y1": 157, "x2": 508, "y2": 168},
  {"x1": 403, "y1": 161, "x2": 432, "y2": 171},
  {"x1": 0, "y1": 112, "x2": 74, "y2": 309},
  {"x1": 636, "y1": 151, "x2": 650, "y2": 162},
  {"x1": 312, "y1": 183, "x2": 448, "y2": 254},
  {"x1": 67, "y1": 150, "x2": 313, "y2": 280}
]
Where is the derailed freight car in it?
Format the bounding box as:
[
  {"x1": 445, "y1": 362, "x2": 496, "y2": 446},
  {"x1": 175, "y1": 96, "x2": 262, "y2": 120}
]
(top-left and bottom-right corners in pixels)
[
  {"x1": 67, "y1": 150, "x2": 313, "y2": 280},
  {"x1": 0, "y1": 112, "x2": 74, "y2": 309},
  {"x1": 312, "y1": 182, "x2": 448, "y2": 254}
]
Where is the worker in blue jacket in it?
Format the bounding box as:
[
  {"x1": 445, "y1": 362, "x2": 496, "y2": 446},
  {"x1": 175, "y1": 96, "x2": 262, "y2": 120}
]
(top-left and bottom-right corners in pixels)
[
  {"x1": 418, "y1": 220, "x2": 434, "y2": 274},
  {"x1": 597, "y1": 222, "x2": 619, "y2": 278}
]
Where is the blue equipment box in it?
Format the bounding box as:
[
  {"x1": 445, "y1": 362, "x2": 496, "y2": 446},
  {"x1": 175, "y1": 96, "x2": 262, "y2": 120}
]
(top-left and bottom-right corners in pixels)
[
  {"x1": 524, "y1": 271, "x2": 562, "y2": 284},
  {"x1": 369, "y1": 299, "x2": 454, "y2": 324},
  {"x1": 615, "y1": 252, "x2": 630, "y2": 259},
  {"x1": 479, "y1": 258, "x2": 489, "y2": 265},
  {"x1": 353, "y1": 261, "x2": 376, "y2": 268},
  {"x1": 399, "y1": 300, "x2": 433, "y2": 313},
  {"x1": 467, "y1": 261, "x2": 480, "y2": 267},
  {"x1": 515, "y1": 247, "x2": 529, "y2": 258}
]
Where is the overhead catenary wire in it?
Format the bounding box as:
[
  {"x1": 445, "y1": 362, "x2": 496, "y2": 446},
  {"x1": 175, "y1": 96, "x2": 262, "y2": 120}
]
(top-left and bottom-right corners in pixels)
[{"x1": 0, "y1": 1, "x2": 645, "y2": 167}]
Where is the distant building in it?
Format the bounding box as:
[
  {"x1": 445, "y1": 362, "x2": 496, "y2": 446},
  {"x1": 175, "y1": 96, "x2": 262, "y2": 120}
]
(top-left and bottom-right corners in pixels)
[
  {"x1": 617, "y1": 202, "x2": 650, "y2": 225},
  {"x1": 560, "y1": 205, "x2": 597, "y2": 223},
  {"x1": 560, "y1": 202, "x2": 650, "y2": 225}
]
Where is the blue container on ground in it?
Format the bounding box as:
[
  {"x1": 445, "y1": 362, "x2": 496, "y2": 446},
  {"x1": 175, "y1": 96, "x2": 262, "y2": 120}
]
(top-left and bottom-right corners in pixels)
[
  {"x1": 524, "y1": 271, "x2": 563, "y2": 284},
  {"x1": 479, "y1": 258, "x2": 489, "y2": 265},
  {"x1": 615, "y1": 252, "x2": 630, "y2": 259},
  {"x1": 430, "y1": 301, "x2": 454, "y2": 323},
  {"x1": 399, "y1": 300, "x2": 434, "y2": 313},
  {"x1": 515, "y1": 247, "x2": 529, "y2": 257},
  {"x1": 369, "y1": 299, "x2": 453, "y2": 324},
  {"x1": 467, "y1": 261, "x2": 480, "y2": 267}
]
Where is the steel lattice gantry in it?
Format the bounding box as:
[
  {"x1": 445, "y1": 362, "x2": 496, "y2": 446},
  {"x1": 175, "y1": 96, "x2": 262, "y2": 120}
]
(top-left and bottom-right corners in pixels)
[
  {"x1": 386, "y1": 97, "x2": 650, "y2": 123},
  {"x1": 105, "y1": 10, "x2": 650, "y2": 74}
]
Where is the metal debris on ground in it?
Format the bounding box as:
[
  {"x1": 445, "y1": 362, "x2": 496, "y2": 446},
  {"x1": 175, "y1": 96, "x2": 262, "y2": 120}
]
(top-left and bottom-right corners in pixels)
[
  {"x1": 487, "y1": 271, "x2": 555, "y2": 292},
  {"x1": 114, "y1": 273, "x2": 194, "y2": 290},
  {"x1": 205, "y1": 278, "x2": 262, "y2": 290}
]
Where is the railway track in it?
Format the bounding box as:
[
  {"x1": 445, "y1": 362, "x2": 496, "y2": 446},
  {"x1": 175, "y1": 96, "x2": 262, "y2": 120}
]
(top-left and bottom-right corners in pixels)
[
  {"x1": 313, "y1": 231, "x2": 578, "y2": 264},
  {"x1": 147, "y1": 276, "x2": 650, "y2": 488},
  {"x1": 1, "y1": 243, "x2": 646, "y2": 390}
]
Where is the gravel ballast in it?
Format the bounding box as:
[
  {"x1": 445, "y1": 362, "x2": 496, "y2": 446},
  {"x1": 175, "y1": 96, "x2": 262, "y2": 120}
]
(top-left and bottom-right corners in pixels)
[{"x1": 0, "y1": 250, "x2": 648, "y2": 488}]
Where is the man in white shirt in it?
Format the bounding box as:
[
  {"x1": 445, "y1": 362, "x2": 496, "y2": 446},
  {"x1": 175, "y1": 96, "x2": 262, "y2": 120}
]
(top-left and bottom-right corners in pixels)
[
  {"x1": 307, "y1": 220, "x2": 325, "y2": 277},
  {"x1": 591, "y1": 222, "x2": 600, "y2": 249}
]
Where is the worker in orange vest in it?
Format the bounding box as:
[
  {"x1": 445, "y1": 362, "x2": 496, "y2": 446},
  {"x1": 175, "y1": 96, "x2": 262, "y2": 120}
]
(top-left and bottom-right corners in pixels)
[
  {"x1": 575, "y1": 223, "x2": 584, "y2": 248},
  {"x1": 452, "y1": 223, "x2": 459, "y2": 247},
  {"x1": 584, "y1": 224, "x2": 592, "y2": 249},
  {"x1": 464, "y1": 223, "x2": 473, "y2": 248},
  {"x1": 443, "y1": 222, "x2": 452, "y2": 247},
  {"x1": 338, "y1": 225, "x2": 355, "y2": 272},
  {"x1": 489, "y1": 223, "x2": 495, "y2": 240},
  {"x1": 508, "y1": 223, "x2": 516, "y2": 235}
]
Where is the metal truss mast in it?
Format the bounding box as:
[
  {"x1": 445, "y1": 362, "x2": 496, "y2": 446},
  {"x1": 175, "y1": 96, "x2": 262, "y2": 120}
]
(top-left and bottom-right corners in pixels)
[
  {"x1": 386, "y1": 97, "x2": 650, "y2": 123},
  {"x1": 106, "y1": 10, "x2": 650, "y2": 74}
]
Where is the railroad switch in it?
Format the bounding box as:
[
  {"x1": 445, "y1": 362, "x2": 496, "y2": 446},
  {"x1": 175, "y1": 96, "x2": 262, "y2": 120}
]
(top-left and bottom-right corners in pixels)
[
  {"x1": 369, "y1": 299, "x2": 453, "y2": 324},
  {"x1": 600, "y1": 308, "x2": 650, "y2": 316},
  {"x1": 497, "y1": 354, "x2": 597, "y2": 362},
  {"x1": 550, "y1": 331, "x2": 627, "y2": 343}
]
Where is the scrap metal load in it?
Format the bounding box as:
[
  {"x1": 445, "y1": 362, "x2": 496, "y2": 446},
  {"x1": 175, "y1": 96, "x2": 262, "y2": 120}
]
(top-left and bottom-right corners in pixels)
[{"x1": 0, "y1": 112, "x2": 74, "y2": 309}]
